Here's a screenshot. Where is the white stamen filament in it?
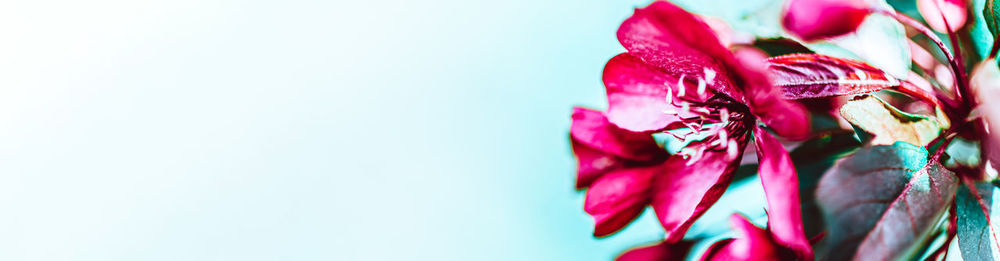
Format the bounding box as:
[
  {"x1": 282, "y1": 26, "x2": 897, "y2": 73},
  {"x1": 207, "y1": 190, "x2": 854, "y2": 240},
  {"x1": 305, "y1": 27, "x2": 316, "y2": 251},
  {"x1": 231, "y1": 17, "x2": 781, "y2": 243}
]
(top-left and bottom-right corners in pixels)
[
  {"x1": 727, "y1": 140, "x2": 739, "y2": 159},
  {"x1": 720, "y1": 108, "x2": 730, "y2": 125},
  {"x1": 677, "y1": 75, "x2": 687, "y2": 97},
  {"x1": 703, "y1": 68, "x2": 717, "y2": 85},
  {"x1": 697, "y1": 78, "x2": 706, "y2": 96}
]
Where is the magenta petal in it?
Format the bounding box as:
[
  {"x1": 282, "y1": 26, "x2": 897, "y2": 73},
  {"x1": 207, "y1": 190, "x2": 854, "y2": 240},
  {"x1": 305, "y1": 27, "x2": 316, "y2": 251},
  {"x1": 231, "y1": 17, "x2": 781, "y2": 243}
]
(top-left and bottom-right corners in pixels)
[
  {"x1": 603, "y1": 54, "x2": 703, "y2": 132},
  {"x1": 571, "y1": 140, "x2": 624, "y2": 189},
  {"x1": 616, "y1": 241, "x2": 694, "y2": 261},
  {"x1": 701, "y1": 215, "x2": 782, "y2": 261},
  {"x1": 617, "y1": 1, "x2": 745, "y2": 103},
  {"x1": 571, "y1": 107, "x2": 667, "y2": 160},
  {"x1": 753, "y1": 127, "x2": 813, "y2": 259},
  {"x1": 734, "y1": 49, "x2": 810, "y2": 139},
  {"x1": 782, "y1": 0, "x2": 870, "y2": 41},
  {"x1": 651, "y1": 138, "x2": 748, "y2": 242},
  {"x1": 584, "y1": 165, "x2": 659, "y2": 237}
]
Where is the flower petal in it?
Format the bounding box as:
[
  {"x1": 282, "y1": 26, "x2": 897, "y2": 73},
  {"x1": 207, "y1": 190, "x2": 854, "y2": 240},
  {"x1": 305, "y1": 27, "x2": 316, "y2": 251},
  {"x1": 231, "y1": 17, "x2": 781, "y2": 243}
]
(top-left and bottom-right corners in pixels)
[
  {"x1": 571, "y1": 140, "x2": 624, "y2": 189},
  {"x1": 584, "y1": 165, "x2": 659, "y2": 237},
  {"x1": 917, "y1": 0, "x2": 968, "y2": 32},
  {"x1": 603, "y1": 54, "x2": 704, "y2": 132},
  {"x1": 617, "y1": 1, "x2": 745, "y2": 103},
  {"x1": 782, "y1": 0, "x2": 870, "y2": 41},
  {"x1": 570, "y1": 107, "x2": 667, "y2": 161},
  {"x1": 701, "y1": 214, "x2": 782, "y2": 261},
  {"x1": 616, "y1": 241, "x2": 694, "y2": 261},
  {"x1": 733, "y1": 48, "x2": 811, "y2": 139},
  {"x1": 754, "y1": 127, "x2": 813, "y2": 259},
  {"x1": 972, "y1": 59, "x2": 1000, "y2": 180},
  {"x1": 651, "y1": 136, "x2": 749, "y2": 242}
]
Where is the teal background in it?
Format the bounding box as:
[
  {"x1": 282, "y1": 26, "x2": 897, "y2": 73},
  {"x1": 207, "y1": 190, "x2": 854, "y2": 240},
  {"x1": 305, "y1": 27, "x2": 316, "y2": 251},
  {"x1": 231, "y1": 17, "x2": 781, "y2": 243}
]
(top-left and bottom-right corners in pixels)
[{"x1": 0, "y1": 0, "x2": 692, "y2": 260}]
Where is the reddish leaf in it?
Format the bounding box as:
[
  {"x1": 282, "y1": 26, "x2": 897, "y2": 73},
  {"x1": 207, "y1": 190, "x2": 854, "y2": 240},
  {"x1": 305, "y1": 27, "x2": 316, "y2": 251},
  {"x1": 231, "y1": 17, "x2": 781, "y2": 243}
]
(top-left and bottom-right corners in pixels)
[
  {"x1": 816, "y1": 142, "x2": 958, "y2": 260},
  {"x1": 853, "y1": 161, "x2": 957, "y2": 259},
  {"x1": 766, "y1": 53, "x2": 900, "y2": 100}
]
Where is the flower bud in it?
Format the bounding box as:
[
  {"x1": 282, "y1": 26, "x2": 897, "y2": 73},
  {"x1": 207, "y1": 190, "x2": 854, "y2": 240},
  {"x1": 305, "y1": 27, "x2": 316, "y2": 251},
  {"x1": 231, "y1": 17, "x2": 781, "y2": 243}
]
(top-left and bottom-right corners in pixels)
[{"x1": 782, "y1": 0, "x2": 871, "y2": 41}]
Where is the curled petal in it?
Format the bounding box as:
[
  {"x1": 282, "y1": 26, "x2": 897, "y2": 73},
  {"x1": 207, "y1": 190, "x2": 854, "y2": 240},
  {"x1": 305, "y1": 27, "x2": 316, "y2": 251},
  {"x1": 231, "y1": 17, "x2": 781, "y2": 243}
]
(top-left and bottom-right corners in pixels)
[
  {"x1": 584, "y1": 165, "x2": 659, "y2": 237},
  {"x1": 701, "y1": 215, "x2": 782, "y2": 261},
  {"x1": 617, "y1": 1, "x2": 745, "y2": 103},
  {"x1": 733, "y1": 49, "x2": 811, "y2": 139},
  {"x1": 917, "y1": 0, "x2": 968, "y2": 32},
  {"x1": 571, "y1": 107, "x2": 667, "y2": 160},
  {"x1": 754, "y1": 127, "x2": 813, "y2": 259},
  {"x1": 603, "y1": 54, "x2": 702, "y2": 132},
  {"x1": 782, "y1": 0, "x2": 870, "y2": 41},
  {"x1": 651, "y1": 136, "x2": 749, "y2": 242}
]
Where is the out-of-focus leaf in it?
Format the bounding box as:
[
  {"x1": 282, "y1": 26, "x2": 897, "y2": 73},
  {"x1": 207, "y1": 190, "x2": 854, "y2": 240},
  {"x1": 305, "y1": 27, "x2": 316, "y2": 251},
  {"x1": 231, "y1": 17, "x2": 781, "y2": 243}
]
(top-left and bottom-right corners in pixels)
[
  {"x1": 816, "y1": 142, "x2": 958, "y2": 260},
  {"x1": 753, "y1": 38, "x2": 814, "y2": 57},
  {"x1": 670, "y1": 0, "x2": 911, "y2": 79},
  {"x1": 767, "y1": 53, "x2": 900, "y2": 99},
  {"x1": 986, "y1": 0, "x2": 1000, "y2": 38},
  {"x1": 840, "y1": 95, "x2": 942, "y2": 146},
  {"x1": 945, "y1": 137, "x2": 983, "y2": 168},
  {"x1": 956, "y1": 182, "x2": 1000, "y2": 261},
  {"x1": 852, "y1": 162, "x2": 957, "y2": 260},
  {"x1": 971, "y1": 0, "x2": 996, "y2": 58},
  {"x1": 789, "y1": 132, "x2": 863, "y2": 237}
]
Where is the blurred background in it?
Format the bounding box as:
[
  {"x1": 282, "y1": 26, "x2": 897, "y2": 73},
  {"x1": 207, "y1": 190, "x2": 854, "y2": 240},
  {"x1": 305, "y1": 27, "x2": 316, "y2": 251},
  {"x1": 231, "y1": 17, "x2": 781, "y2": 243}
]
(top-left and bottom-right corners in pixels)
[{"x1": 0, "y1": 0, "x2": 710, "y2": 260}]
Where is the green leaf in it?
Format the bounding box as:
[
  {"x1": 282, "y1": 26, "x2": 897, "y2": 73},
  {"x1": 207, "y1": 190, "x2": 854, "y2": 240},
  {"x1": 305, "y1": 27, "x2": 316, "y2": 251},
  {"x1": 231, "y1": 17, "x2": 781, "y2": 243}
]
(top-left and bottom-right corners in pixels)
[
  {"x1": 670, "y1": 0, "x2": 912, "y2": 79},
  {"x1": 956, "y1": 182, "x2": 1000, "y2": 261},
  {"x1": 986, "y1": 0, "x2": 1000, "y2": 39},
  {"x1": 839, "y1": 95, "x2": 942, "y2": 146},
  {"x1": 816, "y1": 142, "x2": 958, "y2": 260},
  {"x1": 971, "y1": 0, "x2": 996, "y2": 59}
]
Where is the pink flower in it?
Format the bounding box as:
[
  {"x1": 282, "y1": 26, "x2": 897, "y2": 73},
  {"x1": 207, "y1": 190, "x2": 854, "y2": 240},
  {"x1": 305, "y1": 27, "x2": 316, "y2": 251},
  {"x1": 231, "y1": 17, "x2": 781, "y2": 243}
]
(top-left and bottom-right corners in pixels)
[
  {"x1": 782, "y1": 0, "x2": 870, "y2": 41},
  {"x1": 571, "y1": 1, "x2": 813, "y2": 259},
  {"x1": 917, "y1": 0, "x2": 968, "y2": 32}
]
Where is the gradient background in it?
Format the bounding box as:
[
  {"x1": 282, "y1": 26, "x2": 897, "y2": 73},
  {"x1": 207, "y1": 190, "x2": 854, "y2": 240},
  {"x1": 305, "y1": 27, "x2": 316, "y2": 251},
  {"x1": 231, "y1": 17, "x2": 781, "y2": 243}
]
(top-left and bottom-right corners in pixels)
[{"x1": 0, "y1": 0, "x2": 725, "y2": 260}]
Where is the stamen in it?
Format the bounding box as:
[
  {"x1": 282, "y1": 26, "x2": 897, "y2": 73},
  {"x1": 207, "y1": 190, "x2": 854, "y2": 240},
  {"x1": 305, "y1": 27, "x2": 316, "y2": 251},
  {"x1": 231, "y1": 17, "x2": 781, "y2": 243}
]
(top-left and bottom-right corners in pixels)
[
  {"x1": 664, "y1": 85, "x2": 674, "y2": 105},
  {"x1": 727, "y1": 140, "x2": 739, "y2": 159},
  {"x1": 697, "y1": 78, "x2": 707, "y2": 96},
  {"x1": 720, "y1": 108, "x2": 730, "y2": 125},
  {"x1": 686, "y1": 147, "x2": 704, "y2": 166},
  {"x1": 703, "y1": 68, "x2": 717, "y2": 85},
  {"x1": 677, "y1": 75, "x2": 687, "y2": 97}
]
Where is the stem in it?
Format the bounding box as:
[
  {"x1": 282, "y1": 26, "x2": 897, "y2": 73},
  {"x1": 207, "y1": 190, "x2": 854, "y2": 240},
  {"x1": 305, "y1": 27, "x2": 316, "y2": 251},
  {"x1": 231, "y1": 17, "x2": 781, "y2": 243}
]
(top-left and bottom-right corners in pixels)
[{"x1": 876, "y1": 9, "x2": 972, "y2": 120}]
